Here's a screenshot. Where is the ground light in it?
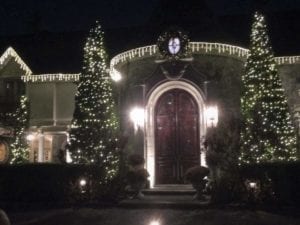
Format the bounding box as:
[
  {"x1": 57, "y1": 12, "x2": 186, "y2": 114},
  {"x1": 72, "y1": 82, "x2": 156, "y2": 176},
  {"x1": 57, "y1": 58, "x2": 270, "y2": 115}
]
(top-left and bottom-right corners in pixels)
[{"x1": 79, "y1": 178, "x2": 87, "y2": 193}]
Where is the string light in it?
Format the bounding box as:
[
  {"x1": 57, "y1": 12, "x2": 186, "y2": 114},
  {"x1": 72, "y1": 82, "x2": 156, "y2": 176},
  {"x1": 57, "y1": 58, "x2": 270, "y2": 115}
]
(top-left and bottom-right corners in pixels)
[
  {"x1": 239, "y1": 12, "x2": 298, "y2": 164},
  {"x1": 9, "y1": 96, "x2": 30, "y2": 164},
  {"x1": 0, "y1": 47, "x2": 32, "y2": 75},
  {"x1": 66, "y1": 21, "x2": 120, "y2": 182}
]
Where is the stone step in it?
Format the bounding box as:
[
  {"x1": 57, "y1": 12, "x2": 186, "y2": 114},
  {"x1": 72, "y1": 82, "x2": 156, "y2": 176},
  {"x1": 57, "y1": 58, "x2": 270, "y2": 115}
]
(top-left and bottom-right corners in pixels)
[
  {"x1": 120, "y1": 185, "x2": 210, "y2": 209},
  {"x1": 119, "y1": 194, "x2": 211, "y2": 209},
  {"x1": 142, "y1": 185, "x2": 196, "y2": 195}
]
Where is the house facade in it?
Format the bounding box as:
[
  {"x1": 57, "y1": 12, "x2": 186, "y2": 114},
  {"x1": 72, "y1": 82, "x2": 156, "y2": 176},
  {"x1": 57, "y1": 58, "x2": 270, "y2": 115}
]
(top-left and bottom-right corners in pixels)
[{"x1": 0, "y1": 32, "x2": 300, "y2": 187}]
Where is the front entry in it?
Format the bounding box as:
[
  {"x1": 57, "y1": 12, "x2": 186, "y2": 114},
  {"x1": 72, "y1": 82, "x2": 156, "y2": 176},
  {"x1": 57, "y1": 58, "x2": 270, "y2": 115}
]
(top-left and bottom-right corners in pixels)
[{"x1": 155, "y1": 89, "x2": 200, "y2": 184}]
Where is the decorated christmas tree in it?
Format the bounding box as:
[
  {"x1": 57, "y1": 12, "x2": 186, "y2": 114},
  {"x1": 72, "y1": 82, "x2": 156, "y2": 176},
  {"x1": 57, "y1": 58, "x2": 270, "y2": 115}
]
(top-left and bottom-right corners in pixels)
[
  {"x1": 10, "y1": 95, "x2": 30, "y2": 164},
  {"x1": 239, "y1": 12, "x2": 298, "y2": 164},
  {"x1": 67, "y1": 21, "x2": 119, "y2": 180}
]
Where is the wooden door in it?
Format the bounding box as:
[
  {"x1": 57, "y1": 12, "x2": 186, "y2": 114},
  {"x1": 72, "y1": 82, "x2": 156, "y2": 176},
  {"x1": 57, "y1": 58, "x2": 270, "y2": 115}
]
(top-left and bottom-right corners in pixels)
[{"x1": 155, "y1": 89, "x2": 200, "y2": 184}]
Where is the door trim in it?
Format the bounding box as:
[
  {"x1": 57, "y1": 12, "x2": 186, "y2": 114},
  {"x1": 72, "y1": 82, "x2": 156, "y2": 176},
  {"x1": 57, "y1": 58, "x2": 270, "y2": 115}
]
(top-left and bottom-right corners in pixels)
[{"x1": 145, "y1": 80, "x2": 207, "y2": 187}]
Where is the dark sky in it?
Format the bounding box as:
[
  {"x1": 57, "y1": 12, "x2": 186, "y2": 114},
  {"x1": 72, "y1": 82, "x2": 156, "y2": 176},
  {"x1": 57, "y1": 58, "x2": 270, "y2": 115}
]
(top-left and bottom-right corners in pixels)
[
  {"x1": 0, "y1": 0, "x2": 299, "y2": 36},
  {"x1": 0, "y1": 0, "x2": 299, "y2": 73}
]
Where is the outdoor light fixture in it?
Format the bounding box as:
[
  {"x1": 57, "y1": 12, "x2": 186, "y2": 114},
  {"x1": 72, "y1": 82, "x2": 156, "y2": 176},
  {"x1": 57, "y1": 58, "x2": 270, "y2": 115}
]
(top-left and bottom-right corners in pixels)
[
  {"x1": 149, "y1": 220, "x2": 160, "y2": 225},
  {"x1": 205, "y1": 106, "x2": 218, "y2": 128},
  {"x1": 66, "y1": 150, "x2": 73, "y2": 163},
  {"x1": 79, "y1": 178, "x2": 87, "y2": 187},
  {"x1": 79, "y1": 178, "x2": 87, "y2": 193},
  {"x1": 26, "y1": 134, "x2": 35, "y2": 141},
  {"x1": 249, "y1": 182, "x2": 257, "y2": 189},
  {"x1": 245, "y1": 179, "x2": 259, "y2": 191},
  {"x1": 245, "y1": 179, "x2": 261, "y2": 202},
  {"x1": 111, "y1": 68, "x2": 122, "y2": 82},
  {"x1": 129, "y1": 107, "x2": 145, "y2": 131}
]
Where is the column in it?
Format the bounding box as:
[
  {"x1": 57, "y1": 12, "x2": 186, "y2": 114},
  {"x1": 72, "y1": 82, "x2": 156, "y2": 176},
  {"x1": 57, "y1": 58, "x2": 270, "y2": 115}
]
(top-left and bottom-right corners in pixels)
[{"x1": 38, "y1": 132, "x2": 44, "y2": 162}]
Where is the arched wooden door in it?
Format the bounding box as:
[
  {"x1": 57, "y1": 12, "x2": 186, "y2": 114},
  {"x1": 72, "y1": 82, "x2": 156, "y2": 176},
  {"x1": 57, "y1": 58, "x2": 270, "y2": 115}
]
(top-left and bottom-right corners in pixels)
[{"x1": 155, "y1": 89, "x2": 200, "y2": 184}]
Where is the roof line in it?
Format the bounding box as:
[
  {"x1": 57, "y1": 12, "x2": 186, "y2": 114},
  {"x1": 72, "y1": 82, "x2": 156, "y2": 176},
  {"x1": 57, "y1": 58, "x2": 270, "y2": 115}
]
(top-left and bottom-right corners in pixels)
[
  {"x1": 0, "y1": 47, "x2": 32, "y2": 75},
  {"x1": 110, "y1": 42, "x2": 300, "y2": 73}
]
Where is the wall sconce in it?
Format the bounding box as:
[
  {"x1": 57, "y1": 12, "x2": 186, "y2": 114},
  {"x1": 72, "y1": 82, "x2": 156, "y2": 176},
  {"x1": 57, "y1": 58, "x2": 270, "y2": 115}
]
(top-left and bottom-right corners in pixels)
[
  {"x1": 149, "y1": 220, "x2": 161, "y2": 225},
  {"x1": 205, "y1": 106, "x2": 218, "y2": 128},
  {"x1": 129, "y1": 107, "x2": 145, "y2": 131},
  {"x1": 26, "y1": 133, "x2": 35, "y2": 141},
  {"x1": 110, "y1": 68, "x2": 122, "y2": 82}
]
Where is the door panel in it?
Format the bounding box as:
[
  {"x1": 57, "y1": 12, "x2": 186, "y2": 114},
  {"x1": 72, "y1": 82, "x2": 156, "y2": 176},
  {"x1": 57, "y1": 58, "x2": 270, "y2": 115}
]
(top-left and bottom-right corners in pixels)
[{"x1": 155, "y1": 89, "x2": 200, "y2": 184}]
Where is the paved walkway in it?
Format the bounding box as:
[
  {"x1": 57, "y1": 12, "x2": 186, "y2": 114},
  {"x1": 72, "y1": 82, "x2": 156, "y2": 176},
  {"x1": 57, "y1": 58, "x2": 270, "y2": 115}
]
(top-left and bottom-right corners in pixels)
[{"x1": 8, "y1": 207, "x2": 300, "y2": 225}]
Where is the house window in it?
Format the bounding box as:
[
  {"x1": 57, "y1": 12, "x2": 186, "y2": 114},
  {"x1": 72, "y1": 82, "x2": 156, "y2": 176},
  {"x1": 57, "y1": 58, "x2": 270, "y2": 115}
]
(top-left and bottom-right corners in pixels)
[{"x1": 5, "y1": 81, "x2": 14, "y2": 99}]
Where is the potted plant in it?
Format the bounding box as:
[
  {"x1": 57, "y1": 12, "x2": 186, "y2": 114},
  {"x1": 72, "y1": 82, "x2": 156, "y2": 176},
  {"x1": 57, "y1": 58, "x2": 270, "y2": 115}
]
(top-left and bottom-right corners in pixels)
[
  {"x1": 184, "y1": 166, "x2": 209, "y2": 200},
  {"x1": 126, "y1": 154, "x2": 149, "y2": 199}
]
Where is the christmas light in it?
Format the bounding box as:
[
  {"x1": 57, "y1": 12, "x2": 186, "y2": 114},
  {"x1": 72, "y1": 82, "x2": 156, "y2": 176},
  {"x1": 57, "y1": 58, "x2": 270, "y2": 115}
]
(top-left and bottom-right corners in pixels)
[
  {"x1": 66, "y1": 21, "x2": 120, "y2": 182},
  {"x1": 21, "y1": 73, "x2": 80, "y2": 83},
  {"x1": 0, "y1": 47, "x2": 32, "y2": 75},
  {"x1": 239, "y1": 12, "x2": 298, "y2": 164},
  {"x1": 9, "y1": 96, "x2": 30, "y2": 164},
  {"x1": 109, "y1": 42, "x2": 300, "y2": 79},
  {"x1": 130, "y1": 107, "x2": 145, "y2": 131}
]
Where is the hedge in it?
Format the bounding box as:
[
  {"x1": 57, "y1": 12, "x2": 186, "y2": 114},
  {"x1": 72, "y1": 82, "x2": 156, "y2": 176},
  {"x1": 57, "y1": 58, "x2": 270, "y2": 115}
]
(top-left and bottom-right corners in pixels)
[
  {"x1": 240, "y1": 161, "x2": 300, "y2": 205},
  {"x1": 0, "y1": 163, "x2": 118, "y2": 205}
]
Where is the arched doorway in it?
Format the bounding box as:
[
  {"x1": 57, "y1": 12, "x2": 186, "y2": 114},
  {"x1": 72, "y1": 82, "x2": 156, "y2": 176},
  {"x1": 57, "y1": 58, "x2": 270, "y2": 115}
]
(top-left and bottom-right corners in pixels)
[
  {"x1": 155, "y1": 89, "x2": 200, "y2": 184},
  {"x1": 145, "y1": 80, "x2": 206, "y2": 187}
]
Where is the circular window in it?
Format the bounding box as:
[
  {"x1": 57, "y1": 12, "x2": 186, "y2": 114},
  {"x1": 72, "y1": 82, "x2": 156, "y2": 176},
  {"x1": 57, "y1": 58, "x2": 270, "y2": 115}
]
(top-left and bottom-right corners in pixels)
[
  {"x1": 0, "y1": 142, "x2": 9, "y2": 164},
  {"x1": 168, "y1": 37, "x2": 181, "y2": 55}
]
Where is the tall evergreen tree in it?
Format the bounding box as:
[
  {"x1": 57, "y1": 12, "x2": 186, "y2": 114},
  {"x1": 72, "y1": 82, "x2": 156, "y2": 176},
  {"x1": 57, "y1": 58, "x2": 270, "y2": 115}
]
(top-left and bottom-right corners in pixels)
[
  {"x1": 239, "y1": 12, "x2": 298, "y2": 164},
  {"x1": 67, "y1": 21, "x2": 119, "y2": 180},
  {"x1": 10, "y1": 95, "x2": 30, "y2": 164}
]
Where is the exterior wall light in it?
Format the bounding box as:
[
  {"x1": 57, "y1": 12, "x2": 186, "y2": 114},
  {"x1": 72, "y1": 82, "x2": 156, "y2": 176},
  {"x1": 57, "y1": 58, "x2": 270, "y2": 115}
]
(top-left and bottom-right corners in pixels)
[
  {"x1": 129, "y1": 107, "x2": 145, "y2": 131},
  {"x1": 205, "y1": 106, "x2": 218, "y2": 128},
  {"x1": 111, "y1": 68, "x2": 122, "y2": 82},
  {"x1": 149, "y1": 220, "x2": 160, "y2": 225},
  {"x1": 26, "y1": 134, "x2": 35, "y2": 141}
]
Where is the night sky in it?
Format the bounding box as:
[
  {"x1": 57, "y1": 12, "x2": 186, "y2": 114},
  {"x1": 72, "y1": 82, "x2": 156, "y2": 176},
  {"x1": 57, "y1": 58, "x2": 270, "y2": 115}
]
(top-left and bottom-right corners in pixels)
[
  {"x1": 0, "y1": 0, "x2": 299, "y2": 73},
  {"x1": 0, "y1": 0, "x2": 299, "y2": 35}
]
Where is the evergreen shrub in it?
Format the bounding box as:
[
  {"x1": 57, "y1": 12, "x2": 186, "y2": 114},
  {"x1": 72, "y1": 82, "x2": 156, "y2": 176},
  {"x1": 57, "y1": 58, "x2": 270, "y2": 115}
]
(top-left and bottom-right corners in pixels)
[{"x1": 240, "y1": 162, "x2": 300, "y2": 205}]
